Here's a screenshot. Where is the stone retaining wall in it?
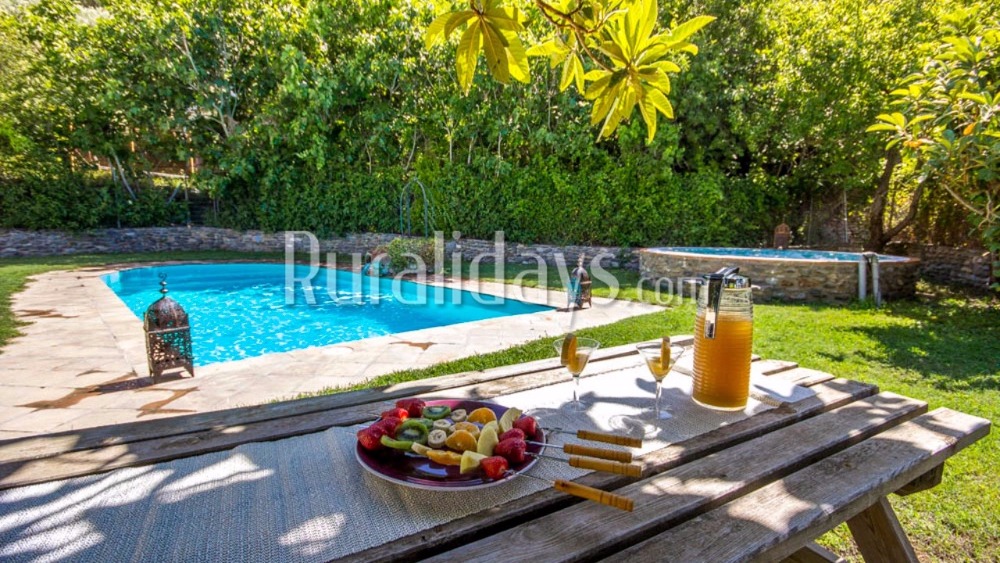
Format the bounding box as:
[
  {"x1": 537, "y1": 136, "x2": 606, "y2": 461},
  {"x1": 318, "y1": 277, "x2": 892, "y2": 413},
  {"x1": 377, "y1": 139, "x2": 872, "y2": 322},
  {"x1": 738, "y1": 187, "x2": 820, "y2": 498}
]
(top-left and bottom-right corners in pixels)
[
  {"x1": 639, "y1": 249, "x2": 921, "y2": 303},
  {"x1": 0, "y1": 227, "x2": 639, "y2": 270},
  {"x1": 888, "y1": 244, "x2": 994, "y2": 289}
]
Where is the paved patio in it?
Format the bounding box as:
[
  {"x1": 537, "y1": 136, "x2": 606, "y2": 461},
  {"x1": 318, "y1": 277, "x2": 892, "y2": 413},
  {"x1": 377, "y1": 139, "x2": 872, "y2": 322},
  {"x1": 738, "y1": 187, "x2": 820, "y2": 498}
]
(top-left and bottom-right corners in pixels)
[{"x1": 0, "y1": 264, "x2": 661, "y2": 439}]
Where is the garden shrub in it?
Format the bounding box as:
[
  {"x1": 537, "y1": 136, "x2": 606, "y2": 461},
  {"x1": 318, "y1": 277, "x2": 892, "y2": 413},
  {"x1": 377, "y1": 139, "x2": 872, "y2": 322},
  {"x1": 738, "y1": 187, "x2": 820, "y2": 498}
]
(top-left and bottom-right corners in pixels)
[{"x1": 385, "y1": 237, "x2": 437, "y2": 274}]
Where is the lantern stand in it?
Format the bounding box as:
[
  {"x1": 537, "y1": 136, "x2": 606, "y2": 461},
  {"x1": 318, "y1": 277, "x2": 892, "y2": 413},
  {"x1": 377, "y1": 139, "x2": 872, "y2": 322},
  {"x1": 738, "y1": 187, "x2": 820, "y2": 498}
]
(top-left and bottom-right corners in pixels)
[
  {"x1": 143, "y1": 275, "x2": 195, "y2": 383},
  {"x1": 567, "y1": 255, "x2": 592, "y2": 309}
]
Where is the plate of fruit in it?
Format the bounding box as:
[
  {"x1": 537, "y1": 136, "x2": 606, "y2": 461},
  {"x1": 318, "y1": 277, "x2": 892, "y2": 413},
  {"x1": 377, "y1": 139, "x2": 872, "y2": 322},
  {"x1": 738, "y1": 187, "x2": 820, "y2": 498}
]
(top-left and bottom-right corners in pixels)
[{"x1": 355, "y1": 398, "x2": 544, "y2": 490}]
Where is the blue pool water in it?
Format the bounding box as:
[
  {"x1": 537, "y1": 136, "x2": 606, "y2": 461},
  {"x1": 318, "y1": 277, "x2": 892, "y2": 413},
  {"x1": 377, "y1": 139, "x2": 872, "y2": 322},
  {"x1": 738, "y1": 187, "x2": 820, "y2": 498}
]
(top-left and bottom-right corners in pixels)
[
  {"x1": 651, "y1": 247, "x2": 910, "y2": 262},
  {"x1": 103, "y1": 263, "x2": 551, "y2": 366}
]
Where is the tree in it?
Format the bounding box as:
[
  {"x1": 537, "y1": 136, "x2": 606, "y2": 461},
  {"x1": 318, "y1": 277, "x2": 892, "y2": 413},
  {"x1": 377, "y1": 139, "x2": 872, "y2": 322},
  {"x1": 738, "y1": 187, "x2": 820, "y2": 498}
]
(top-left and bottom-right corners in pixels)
[
  {"x1": 868, "y1": 6, "x2": 999, "y2": 278},
  {"x1": 426, "y1": 0, "x2": 713, "y2": 143}
]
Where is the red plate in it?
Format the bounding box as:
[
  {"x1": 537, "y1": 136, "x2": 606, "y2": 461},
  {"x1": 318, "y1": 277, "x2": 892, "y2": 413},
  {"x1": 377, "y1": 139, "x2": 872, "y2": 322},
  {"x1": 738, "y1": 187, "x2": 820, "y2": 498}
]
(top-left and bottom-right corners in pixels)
[{"x1": 355, "y1": 399, "x2": 544, "y2": 490}]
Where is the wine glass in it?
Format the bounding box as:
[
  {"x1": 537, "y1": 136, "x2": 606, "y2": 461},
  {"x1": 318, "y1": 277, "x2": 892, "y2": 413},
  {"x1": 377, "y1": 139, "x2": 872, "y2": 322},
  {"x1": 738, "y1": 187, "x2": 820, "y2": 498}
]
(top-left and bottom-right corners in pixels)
[
  {"x1": 635, "y1": 340, "x2": 686, "y2": 423},
  {"x1": 552, "y1": 336, "x2": 600, "y2": 412}
]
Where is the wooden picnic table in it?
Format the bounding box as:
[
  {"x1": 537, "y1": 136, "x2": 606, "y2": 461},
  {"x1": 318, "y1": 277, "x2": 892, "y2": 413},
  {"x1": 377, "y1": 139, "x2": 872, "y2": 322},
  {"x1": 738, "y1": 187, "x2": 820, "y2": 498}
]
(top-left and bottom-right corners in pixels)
[{"x1": 0, "y1": 338, "x2": 990, "y2": 562}]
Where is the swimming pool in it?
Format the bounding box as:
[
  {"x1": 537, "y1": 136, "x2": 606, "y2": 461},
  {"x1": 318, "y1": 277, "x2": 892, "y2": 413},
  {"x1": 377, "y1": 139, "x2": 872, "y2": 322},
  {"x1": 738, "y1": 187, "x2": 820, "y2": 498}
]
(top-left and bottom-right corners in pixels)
[
  {"x1": 103, "y1": 263, "x2": 551, "y2": 366},
  {"x1": 640, "y1": 247, "x2": 920, "y2": 302}
]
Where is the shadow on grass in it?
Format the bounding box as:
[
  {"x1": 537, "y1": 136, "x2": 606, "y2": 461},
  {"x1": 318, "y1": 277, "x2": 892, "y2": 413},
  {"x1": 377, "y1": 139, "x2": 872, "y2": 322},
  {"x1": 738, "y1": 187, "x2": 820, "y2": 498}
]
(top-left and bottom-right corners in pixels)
[{"x1": 853, "y1": 295, "x2": 1000, "y2": 392}]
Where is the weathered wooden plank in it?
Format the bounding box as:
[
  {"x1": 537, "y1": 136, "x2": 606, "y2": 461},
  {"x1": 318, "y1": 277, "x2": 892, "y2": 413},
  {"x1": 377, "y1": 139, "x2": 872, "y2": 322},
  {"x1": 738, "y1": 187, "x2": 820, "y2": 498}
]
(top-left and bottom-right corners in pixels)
[
  {"x1": 768, "y1": 367, "x2": 836, "y2": 388},
  {"x1": 606, "y1": 408, "x2": 990, "y2": 563},
  {"x1": 782, "y1": 542, "x2": 847, "y2": 563},
  {"x1": 846, "y1": 496, "x2": 919, "y2": 563},
  {"x1": 754, "y1": 359, "x2": 800, "y2": 376},
  {"x1": 409, "y1": 392, "x2": 927, "y2": 563},
  {"x1": 0, "y1": 354, "x2": 645, "y2": 490},
  {"x1": 340, "y1": 379, "x2": 877, "y2": 562},
  {"x1": 895, "y1": 463, "x2": 944, "y2": 496},
  {"x1": 0, "y1": 342, "x2": 645, "y2": 464}
]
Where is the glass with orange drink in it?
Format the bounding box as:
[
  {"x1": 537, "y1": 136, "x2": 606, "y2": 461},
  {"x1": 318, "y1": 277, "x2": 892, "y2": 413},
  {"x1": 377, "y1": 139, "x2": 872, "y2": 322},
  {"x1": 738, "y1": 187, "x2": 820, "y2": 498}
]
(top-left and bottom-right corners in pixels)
[{"x1": 553, "y1": 335, "x2": 600, "y2": 412}]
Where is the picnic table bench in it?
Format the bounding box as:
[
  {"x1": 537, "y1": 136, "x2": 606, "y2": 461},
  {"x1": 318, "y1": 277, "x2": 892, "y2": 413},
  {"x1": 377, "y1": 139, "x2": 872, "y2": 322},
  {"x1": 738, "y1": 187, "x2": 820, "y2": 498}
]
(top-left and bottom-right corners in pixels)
[{"x1": 0, "y1": 338, "x2": 989, "y2": 562}]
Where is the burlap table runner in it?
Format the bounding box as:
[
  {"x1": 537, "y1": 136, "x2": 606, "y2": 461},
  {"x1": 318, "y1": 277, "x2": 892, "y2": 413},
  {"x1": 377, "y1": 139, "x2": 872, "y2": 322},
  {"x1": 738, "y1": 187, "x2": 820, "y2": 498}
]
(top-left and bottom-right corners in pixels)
[{"x1": 0, "y1": 362, "x2": 812, "y2": 562}]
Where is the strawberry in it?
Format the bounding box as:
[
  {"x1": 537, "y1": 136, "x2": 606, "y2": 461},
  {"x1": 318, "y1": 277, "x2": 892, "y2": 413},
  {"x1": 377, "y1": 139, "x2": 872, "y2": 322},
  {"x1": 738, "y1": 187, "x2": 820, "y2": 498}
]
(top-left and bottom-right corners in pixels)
[
  {"x1": 513, "y1": 416, "x2": 538, "y2": 440},
  {"x1": 374, "y1": 416, "x2": 402, "y2": 436},
  {"x1": 480, "y1": 456, "x2": 509, "y2": 480},
  {"x1": 395, "y1": 398, "x2": 426, "y2": 418},
  {"x1": 356, "y1": 427, "x2": 384, "y2": 451},
  {"x1": 494, "y1": 438, "x2": 527, "y2": 464},
  {"x1": 381, "y1": 407, "x2": 409, "y2": 421},
  {"x1": 498, "y1": 428, "x2": 526, "y2": 442}
]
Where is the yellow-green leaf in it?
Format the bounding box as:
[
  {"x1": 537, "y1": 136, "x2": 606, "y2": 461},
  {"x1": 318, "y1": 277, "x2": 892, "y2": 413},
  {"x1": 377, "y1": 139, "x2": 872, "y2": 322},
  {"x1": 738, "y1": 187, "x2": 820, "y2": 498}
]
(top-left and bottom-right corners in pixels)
[
  {"x1": 866, "y1": 123, "x2": 898, "y2": 132},
  {"x1": 559, "y1": 53, "x2": 578, "y2": 92},
  {"x1": 585, "y1": 73, "x2": 612, "y2": 100},
  {"x1": 598, "y1": 41, "x2": 628, "y2": 66},
  {"x1": 526, "y1": 37, "x2": 567, "y2": 57},
  {"x1": 642, "y1": 69, "x2": 671, "y2": 95},
  {"x1": 637, "y1": 0, "x2": 658, "y2": 51},
  {"x1": 571, "y1": 54, "x2": 584, "y2": 93},
  {"x1": 456, "y1": 22, "x2": 482, "y2": 94},
  {"x1": 639, "y1": 90, "x2": 658, "y2": 144},
  {"x1": 445, "y1": 11, "x2": 476, "y2": 39},
  {"x1": 667, "y1": 15, "x2": 715, "y2": 43},
  {"x1": 426, "y1": 13, "x2": 452, "y2": 49},
  {"x1": 650, "y1": 60, "x2": 681, "y2": 73},
  {"x1": 481, "y1": 21, "x2": 510, "y2": 84},
  {"x1": 590, "y1": 85, "x2": 619, "y2": 126},
  {"x1": 505, "y1": 31, "x2": 530, "y2": 83},
  {"x1": 646, "y1": 87, "x2": 674, "y2": 118},
  {"x1": 485, "y1": 7, "x2": 523, "y2": 32}
]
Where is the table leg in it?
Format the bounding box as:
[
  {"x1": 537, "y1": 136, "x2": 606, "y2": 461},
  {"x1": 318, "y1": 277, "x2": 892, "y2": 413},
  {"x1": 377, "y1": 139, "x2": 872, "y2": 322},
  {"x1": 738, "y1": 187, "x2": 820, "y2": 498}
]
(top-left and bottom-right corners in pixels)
[
  {"x1": 846, "y1": 496, "x2": 919, "y2": 563},
  {"x1": 781, "y1": 542, "x2": 847, "y2": 563},
  {"x1": 895, "y1": 463, "x2": 944, "y2": 496}
]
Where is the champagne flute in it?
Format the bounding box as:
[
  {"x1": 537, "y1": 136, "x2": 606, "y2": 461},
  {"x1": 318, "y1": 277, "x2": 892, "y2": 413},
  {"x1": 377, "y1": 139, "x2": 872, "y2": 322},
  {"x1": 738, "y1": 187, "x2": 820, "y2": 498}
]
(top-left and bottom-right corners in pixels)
[
  {"x1": 635, "y1": 339, "x2": 686, "y2": 423},
  {"x1": 552, "y1": 336, "x2": 600, "y2": 412}
]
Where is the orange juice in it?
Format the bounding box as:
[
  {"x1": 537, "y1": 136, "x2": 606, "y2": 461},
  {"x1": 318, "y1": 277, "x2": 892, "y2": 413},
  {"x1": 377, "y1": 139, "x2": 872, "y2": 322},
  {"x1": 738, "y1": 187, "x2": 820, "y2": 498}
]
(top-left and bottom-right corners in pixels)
[
  {"x1": 644, "y1": 355, "x2": 672, "y2": 381},
  {"x1": 692, "y1": 310, "x2": 752, "y2": 410},
  {"x1": 567, "y1": 352, "x2": 590, "y2": 375}
]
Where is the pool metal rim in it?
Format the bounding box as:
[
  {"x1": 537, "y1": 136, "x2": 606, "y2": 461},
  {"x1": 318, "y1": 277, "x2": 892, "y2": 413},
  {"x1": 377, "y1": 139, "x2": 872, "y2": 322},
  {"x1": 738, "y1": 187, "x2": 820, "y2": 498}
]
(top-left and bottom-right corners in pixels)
[{"x1": 641, "y1": 247, "x2": 920, "y2": 265}]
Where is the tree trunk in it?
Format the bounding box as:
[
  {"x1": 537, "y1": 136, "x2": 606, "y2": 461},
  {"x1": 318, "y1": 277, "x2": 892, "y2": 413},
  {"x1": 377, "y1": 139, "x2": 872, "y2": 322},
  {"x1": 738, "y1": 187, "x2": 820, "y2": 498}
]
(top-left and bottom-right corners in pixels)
[{"x1": 865, "y1": 147, "x2": 923, "y2": 252}]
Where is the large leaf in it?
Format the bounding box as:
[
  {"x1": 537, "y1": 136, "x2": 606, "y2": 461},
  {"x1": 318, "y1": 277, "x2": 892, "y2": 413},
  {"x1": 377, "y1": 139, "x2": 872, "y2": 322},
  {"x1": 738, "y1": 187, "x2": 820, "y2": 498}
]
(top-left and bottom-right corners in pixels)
[
  {"x1": 666, "y1": 15, "x2": 716, "y2": 44},
  {"x1": 425, "y1": 13, "x2": 451, "y2": 49},
  {"x1": 505, "y1": 31, "x2": 530, "y2": 83},
  {"x1": 559, "y1": 53, "x2": 583, "y2": 92},
  {"x1": 481, "y1": 21, "x2": 510, "y2": 84},
  {"x1": 484, "y1": 7, "x2": 523, "y2": 32},
  {"x1": 426, "y1": 11, "x2": 475, "y2": 50},
  {"x1": 646, "y1": 87, "x2": 674, "y2": 118},
  {"x1": 456, "y1": 21, "x2": 481, "y2": 93},
  {"x1": 526, "y1": 37, "x2": 565, "y2": 57},
  {"x1": 638, "y1": 88, "x2": 657, "y2": 144}
]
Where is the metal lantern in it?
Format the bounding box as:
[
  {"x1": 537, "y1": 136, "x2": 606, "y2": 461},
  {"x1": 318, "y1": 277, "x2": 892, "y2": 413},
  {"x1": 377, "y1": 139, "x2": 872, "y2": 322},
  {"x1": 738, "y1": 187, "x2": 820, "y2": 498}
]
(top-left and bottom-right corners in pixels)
[
  {"x1": 144, "y1": 275, "x2": 195, "y2": 383},
  {"x1": 568, "y1": 255, "x2": 593, "y2": 309}
]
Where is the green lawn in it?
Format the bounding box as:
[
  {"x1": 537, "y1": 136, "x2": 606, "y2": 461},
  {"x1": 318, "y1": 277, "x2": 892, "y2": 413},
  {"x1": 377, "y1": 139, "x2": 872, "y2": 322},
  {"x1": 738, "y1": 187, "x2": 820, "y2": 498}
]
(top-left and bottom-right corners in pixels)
[{"x1": 1, "y1": 253, "x2": 997, "y2": 560}]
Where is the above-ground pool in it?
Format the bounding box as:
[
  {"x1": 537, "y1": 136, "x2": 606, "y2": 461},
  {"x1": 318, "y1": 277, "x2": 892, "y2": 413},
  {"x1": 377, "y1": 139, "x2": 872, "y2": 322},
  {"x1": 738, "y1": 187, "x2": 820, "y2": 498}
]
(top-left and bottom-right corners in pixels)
[
  {"x1": 640, "y1": 247, "x2": 920, "y2": 302},
  {"x1": 103, "y1": 263, "x2": 551, "y2": 366}
]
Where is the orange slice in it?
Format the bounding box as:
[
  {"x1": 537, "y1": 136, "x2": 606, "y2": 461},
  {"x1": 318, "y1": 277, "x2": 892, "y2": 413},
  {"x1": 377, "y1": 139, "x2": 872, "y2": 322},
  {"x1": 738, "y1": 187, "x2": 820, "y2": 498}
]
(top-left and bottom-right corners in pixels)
[
  {"x1": 426, "y1": 449, "x2": 463, "y2": 466},
  {"x1": 467, "y1": 407, "x2": 498, "y2": 425},
  {"x1": 560, "y1": 333, "x2": 577, "y2": 366},
  {"x1": 451, "y1": 421, "x2": 481, "y2": 438},
  {"x1": 660, "y1": 337, "x2": 671, "y2": 371},
  {"x1": 445, "y1": 429, "x2": 478, "y2": 452}
]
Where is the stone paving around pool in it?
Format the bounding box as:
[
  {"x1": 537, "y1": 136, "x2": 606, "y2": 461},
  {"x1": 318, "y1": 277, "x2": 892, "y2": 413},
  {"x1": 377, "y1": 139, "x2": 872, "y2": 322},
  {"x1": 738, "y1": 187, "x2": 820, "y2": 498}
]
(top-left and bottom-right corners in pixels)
[{"x1": 0, "y1": 265, "x2": 661, "y2": 439}]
